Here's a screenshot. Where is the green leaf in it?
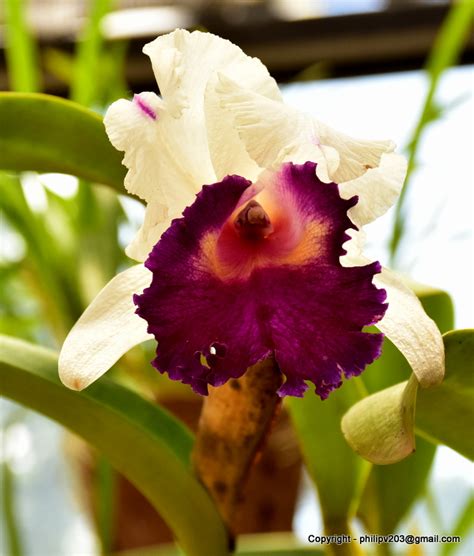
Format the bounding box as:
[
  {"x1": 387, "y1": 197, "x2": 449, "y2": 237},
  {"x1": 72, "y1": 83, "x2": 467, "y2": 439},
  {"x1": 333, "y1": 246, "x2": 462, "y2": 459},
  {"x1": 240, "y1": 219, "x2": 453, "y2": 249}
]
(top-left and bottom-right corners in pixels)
[
  {"x1": 341, "y1": 375, "x2": 418, "y2": 465},
  {"x1": 287, "y1": 379, "x2": 370, "y2": 535},
  {"x1": 113, "y1": 533, "x2": 323, "y2": 556},
  {"x1": 440, "y1": 495, "x2": 474, "y2": 556},
  {"x1": 0, "y1": 335, "x2": 229, "y2": 556},
  {"x1": 0, "y1": 93, "x2": 126, "y2": 192},
  {"x1": 416, "y1": 329, "x2": 474, "y2": 460},
  {"x1": 357, "y1": 436, "x2": 435, "y2": 535},
  {"x1": 356, "y1": 284, "x2": 454, "y2": 533}
]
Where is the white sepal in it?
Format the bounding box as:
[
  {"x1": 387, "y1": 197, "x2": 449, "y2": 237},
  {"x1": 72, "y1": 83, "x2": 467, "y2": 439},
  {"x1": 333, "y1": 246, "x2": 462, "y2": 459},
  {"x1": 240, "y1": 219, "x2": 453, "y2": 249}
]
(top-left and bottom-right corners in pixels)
[
  {"x1": 375, "y1": 267, "x2": 445, "y2": 387},
  {"x1": 59, "y1": 265, "x2": 153, "y2": 390}
]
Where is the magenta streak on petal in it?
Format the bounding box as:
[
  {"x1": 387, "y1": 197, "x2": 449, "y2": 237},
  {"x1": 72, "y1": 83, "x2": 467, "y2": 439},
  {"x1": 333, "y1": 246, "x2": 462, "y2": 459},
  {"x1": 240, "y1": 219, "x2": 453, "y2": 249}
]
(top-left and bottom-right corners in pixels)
[
  {"x1": 135, "y1": 162, "x2": 387, "y2": 399},
  {"x1": 133, "y1": 94, "x2": 157, "y2": 120},
  {"x1": 311, "y1": 132, "x2": 321, "y2": 147}
]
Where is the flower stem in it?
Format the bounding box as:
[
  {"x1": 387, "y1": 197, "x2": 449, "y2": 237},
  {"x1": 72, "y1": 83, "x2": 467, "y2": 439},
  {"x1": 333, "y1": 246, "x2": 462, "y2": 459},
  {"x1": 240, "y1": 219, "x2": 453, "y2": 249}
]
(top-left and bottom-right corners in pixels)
[
  {"x1": 388, "y1": 0, "x2": 474, "y2": 264},
  {"x1": 192, "y1": 357, "x2": 282, "y2": 536},
  {"x1": 1, "y1": 462, "x2": 24, "y2": 556}
]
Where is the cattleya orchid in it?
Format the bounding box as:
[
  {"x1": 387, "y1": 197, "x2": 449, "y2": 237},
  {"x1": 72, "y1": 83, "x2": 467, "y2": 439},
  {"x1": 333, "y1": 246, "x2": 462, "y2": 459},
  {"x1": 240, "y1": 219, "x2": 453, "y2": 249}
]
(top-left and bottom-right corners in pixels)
[{"x1": 59, "y1": 29, "x2": 444, "y2": 398}]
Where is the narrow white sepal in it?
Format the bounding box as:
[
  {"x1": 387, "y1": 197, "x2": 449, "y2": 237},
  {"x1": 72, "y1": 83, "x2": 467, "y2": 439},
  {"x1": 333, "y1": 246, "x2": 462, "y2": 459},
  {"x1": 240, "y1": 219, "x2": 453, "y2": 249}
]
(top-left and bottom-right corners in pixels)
[
  {"x1": 375, "y1": 267, "x2": 445, "y2": 388},
  {"x1": 59, "y1": 265, "x2": 153, "y2": 390}
]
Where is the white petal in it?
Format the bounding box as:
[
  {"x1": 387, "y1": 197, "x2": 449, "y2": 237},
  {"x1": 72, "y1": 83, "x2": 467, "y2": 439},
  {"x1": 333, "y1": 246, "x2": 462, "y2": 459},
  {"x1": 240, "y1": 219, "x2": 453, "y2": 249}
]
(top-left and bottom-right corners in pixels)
[
  {"x1": 339, "y1": 152, "x2": 407, "y2": 226},
  {"x1": 204, "y1": 81, "x2": 261, "y2": 182},
  {"x1": 143, "y1": 29, "x2": 281, "y2": 116},
  {"x1": 314, "y1": 119, "x2": 397, "y2": 183},
  {"x1": 104, "y1": 93, "x2": 211, "y2": 262},
  {"x1": 104, "y1": 93, "x2": 208, "y2": 217},
  {"x1": 374, "y1": 267, "x2": 445, "y2": 388},
  {"x1": 279, "y1": 141, "x2": 339, "y2": 183},
  {"x1": 59, "y1": 265, "x2": 153, "y2": 390},
  {"x1": 146, "y1": 29, "x2": 280, "y2": 182},
  {"x1": 105, "y1": 30, "x2": 281, "y2": 260},
  {"x1": 144, "y1": 30, "x2": 281, "y2": 184},
  {"x1": 217, "y1": 74, "x2": 402, "y2": 201},
  {"x1": 216, "y1": 74, "x2": 314, "y2": 169}
]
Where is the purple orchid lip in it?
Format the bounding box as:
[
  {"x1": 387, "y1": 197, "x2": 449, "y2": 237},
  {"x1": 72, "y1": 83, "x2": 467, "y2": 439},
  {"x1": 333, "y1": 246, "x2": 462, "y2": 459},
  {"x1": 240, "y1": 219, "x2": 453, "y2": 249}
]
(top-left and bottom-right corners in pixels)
[
  {"x1": 135, "y1": 161, "x2": 387, "y2": 399},
  {"x1": 133, "y1": 94, "x2": 157, "y2": 120}
]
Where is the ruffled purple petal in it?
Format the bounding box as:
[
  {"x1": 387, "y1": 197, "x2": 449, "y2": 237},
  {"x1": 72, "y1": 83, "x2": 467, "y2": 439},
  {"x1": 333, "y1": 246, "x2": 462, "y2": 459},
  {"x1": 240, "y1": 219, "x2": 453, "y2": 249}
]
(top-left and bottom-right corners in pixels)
[{"x1": 135, "y1": 162, "x2": 387, "y2": 398}]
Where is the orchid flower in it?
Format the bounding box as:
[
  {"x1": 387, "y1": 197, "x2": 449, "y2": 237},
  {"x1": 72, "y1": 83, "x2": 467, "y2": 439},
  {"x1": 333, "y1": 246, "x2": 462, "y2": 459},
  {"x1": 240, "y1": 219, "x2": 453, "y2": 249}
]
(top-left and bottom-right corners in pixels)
[{"x1": 59, "y1": 29, "x2": 444, "y2": 398}]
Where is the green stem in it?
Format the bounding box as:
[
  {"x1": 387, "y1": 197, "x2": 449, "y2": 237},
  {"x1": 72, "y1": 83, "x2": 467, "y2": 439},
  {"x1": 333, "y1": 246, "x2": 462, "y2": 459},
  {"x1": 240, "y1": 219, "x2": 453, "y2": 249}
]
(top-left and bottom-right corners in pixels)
[
  {"x1": 4, "y1": 0, "x2": 41, "y2": 92},
  {"x1": 71, "y1": 0, "x2": 113, "y2": 106},
  {"x1": 1, "y1": 463, "x2": 24, "y2": 556},
  {"x1": 389, "y1": 0, "x2": 474, "y2": 264}
]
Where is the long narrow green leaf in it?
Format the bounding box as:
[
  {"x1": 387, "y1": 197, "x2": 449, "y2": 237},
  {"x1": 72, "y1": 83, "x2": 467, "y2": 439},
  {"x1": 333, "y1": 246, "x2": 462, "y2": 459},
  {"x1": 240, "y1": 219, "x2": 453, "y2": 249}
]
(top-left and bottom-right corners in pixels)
[
  {"x1": 288, "y1": 379, "x2": 370, "y2": 536},
  {"x1": 357, "y1": 436, "x2": 436, "y2": 535},
  {"x1": 440, "y1": 495, "x2": 474, "y2": 556},
  {"x1": 4, "y1": 0, "x2": 41, "y2": 92},
  {"x1": 0, "y1": 93, "x2": 127, "y2": 192},
  {"x1": 0, "y1": 335, "x2": 229, "y2": 556}
]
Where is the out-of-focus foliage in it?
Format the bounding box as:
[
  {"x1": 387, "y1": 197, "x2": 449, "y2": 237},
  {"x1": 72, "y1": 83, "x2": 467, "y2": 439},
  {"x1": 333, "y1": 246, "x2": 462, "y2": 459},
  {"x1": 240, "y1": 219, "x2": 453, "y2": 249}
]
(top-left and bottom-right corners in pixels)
[
  {"x1": 0, "y1": 335, "x2": 230, "y2": 556},
  {"x1": 1, "y1": 2, "x2": 146, "y2": 555},
  {"x1": 3, "y1": 0, "x2": 41, "y2": 92},
  {"x1": 389, "y1": 0, "x2": 474, "y2": 261},
  {"x1": 288, "y1": 380, "x2": 369, "y2": 537}
]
